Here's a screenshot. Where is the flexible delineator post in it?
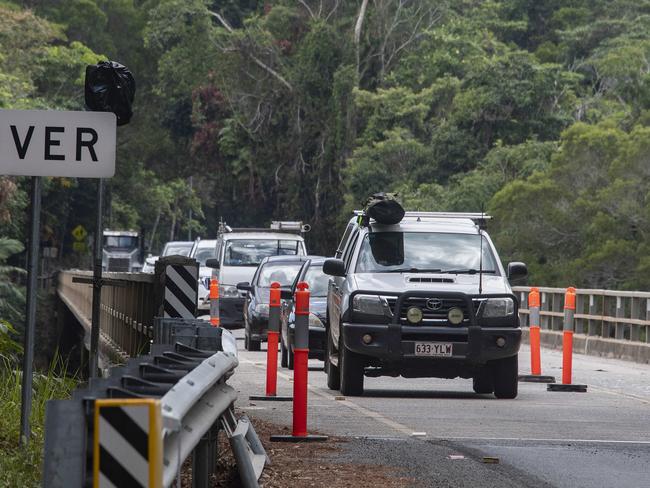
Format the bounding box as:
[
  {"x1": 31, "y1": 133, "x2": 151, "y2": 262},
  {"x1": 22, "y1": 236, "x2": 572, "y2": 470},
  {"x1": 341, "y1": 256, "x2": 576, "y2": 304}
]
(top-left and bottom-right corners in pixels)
[
  {"x1": 292, "y1": 281, "x2": 310, "y2": 437},
  {"x1": 210, "y1": 275, "x2": 220, "y2": 327},
  {"x1": 265, "y1": 282, "x2": 281, "y2": 397},
  {"x1": 562, "y1": 287, "x2": 576, "y2": 385},
  {"x1": 529, "y1": 287, "x2": 542, "y2": 375}
]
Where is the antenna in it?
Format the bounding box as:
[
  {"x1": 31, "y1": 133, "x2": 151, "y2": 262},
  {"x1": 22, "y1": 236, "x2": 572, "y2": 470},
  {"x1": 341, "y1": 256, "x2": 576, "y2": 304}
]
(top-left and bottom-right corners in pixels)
[{"x1": 478, "y1": 204, "x2": 485, "y2": 295}]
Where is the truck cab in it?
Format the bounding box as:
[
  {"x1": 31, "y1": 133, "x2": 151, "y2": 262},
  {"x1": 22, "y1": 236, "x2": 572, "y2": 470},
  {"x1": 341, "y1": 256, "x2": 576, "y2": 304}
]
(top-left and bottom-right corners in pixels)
[
  {"x1": 323, "y1": 211, "x2": 527, "y2": 398},
  {"x1": 102, "y1": 230, "x2": 142, "y2": 272}
]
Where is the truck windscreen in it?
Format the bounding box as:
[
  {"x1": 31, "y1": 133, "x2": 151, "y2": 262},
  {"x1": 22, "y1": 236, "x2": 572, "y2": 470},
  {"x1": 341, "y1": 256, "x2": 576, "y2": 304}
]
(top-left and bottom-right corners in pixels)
[
  {"x1": 224, "y1": 239, "x2": 300, "y2": 266},
  {"x1": 104, "y1": 236, "x2": 138, "y2": 250}
]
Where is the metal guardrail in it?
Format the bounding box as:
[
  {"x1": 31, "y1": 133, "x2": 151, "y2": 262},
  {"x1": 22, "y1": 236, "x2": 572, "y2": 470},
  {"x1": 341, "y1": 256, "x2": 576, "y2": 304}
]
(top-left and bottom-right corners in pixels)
[
  {"x1": 43, "y1": 328, "x2": 266, "y2": 488},
  {"x1": 513, "y1": 286, "x2": 650, "y2": 343},
  {"x1": 58, "y1": 270, "x2": 155, "y2": 358}
]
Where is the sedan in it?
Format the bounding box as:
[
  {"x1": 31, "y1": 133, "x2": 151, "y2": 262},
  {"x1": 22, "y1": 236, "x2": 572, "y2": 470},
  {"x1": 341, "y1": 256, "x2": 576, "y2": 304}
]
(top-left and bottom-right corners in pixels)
[
  {"x1": 280, "y1": 257, "x2": 329, "y2": 369},
  {"x1": 239, "y1": 255, "x2": 319, "y2": 351}
]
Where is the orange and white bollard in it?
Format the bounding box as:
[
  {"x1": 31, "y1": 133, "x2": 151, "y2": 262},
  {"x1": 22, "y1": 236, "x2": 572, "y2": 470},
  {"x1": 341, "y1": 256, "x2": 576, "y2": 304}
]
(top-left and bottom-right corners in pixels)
[
  {"x1": 209, "y1": 274, "x2": 220, "y2": 327},
  {"x1": 548, "y1": 287, "x2": 587, "y2": 392},
  {"x1": 250, "y1": 282, "x2": 292, "y2": 402},
  {"x1": 270, "y1": 282, "x2": 327, "y2": 442},
  {"x1": 519, "y1": 287, "x2": 555, "y2": 383}
]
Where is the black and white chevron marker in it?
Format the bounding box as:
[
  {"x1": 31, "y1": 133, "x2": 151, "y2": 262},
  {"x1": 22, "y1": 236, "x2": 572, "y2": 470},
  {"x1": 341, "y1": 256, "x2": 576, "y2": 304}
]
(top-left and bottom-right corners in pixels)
[
  {"x1": 163, "y1": 264, "x2": 198, "y2": 319},
  {"x1": 94, "y1": 400, "x2": 162, "y2": 488}
]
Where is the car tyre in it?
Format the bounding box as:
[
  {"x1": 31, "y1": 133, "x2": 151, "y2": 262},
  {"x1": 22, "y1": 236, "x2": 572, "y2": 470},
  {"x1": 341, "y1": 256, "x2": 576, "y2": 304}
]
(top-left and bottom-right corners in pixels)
[
  {"x1": 492, "y1": 354, "x2": 518, "y2": 399},
  {"x1": 249, "y1": 338, "x2": 261, "y2": 352},
  {"x1": 339, "y1": 334, "x2": 364, "y2": 396},
  {"x1": 280, "y1": 338, "x2": 288, "y2": 368},
  {"x1": 472, "y1": 367, "x2": 494, "y2": 394},
  {"x1": 325, "y1": 329, "x2": 340, "y2": 390}
]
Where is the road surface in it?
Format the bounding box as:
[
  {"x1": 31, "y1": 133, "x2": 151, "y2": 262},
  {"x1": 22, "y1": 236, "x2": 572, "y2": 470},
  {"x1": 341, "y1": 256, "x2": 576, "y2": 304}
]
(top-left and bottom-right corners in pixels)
[{"x1": 230, "y1": 330, "x2": 650, "y2": 487}]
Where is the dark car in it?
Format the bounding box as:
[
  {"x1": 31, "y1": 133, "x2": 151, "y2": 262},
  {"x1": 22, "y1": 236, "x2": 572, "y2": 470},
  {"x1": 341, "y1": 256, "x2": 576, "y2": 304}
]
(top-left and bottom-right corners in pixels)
[
  {"x1": 239, "y1": 255, "x2": 321, "y2": 351},
  {"x1": 280, "y1": 258, "x2": 329, "y2": 369}
]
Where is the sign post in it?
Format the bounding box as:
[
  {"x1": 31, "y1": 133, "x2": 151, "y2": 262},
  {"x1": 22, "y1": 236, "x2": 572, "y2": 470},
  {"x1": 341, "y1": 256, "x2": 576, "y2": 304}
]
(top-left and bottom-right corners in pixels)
[{"x1": 1, "y1": 108, "x2": 116, "y2": 446}]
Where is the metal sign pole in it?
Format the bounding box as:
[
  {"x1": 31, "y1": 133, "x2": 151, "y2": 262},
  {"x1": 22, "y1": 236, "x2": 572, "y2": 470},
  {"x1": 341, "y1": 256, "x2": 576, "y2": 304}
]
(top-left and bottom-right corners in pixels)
[
  {"x1": 89, "y1": 178, "x2": 104, "y2": 378},
  {"x1": 20, "y1": 176, "x2": 41, "y2": 446}
]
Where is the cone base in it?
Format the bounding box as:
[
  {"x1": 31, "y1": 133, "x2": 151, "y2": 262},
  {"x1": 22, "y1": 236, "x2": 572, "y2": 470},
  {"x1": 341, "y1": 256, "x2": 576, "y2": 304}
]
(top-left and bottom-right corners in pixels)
[
  {"x1": 249, "y1": 395, "x2": 293, "y2": 401},
  {"x1": 519, "y1": 374, "x2": 556, "y2": 383},
  {"x1": 547, "y1": 383, "x2": 587, "y2": 392},
  {"x1": 270, "y1": 434, "x2": 328, "y2": 443}
]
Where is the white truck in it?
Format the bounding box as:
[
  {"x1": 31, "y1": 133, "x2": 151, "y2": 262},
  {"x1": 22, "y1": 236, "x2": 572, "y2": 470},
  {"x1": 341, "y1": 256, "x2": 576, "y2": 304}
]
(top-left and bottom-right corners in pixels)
[
  {"x1": 102, "y1": 230, "x2": 142, "y2": 272},
  {"x1": 194, "y1": 221, "x2": 309, "y2": 327}
]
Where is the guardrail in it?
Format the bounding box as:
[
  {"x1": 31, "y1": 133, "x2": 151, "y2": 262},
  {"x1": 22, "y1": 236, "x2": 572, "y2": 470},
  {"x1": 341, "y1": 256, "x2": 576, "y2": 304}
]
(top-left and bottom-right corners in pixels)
[
  {"x1": 43, "y1": 325, "x2": 266, "y2": 487},
  {"x1": 513, "y1": 286, "x2": 650, "y2": 344},
  {"x1": 58, "y1": 270, "x2": 155, "y2": 359}
]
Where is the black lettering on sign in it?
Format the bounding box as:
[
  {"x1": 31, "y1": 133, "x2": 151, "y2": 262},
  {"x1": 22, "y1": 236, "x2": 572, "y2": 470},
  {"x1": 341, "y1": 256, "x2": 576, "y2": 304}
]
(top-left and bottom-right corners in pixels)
[
  {"x1": 10, "y1": 125, "x2": 35, "y2": 159},
  {"x1": 44, "y1": 127, "x2": 65, "y2": 161},
  {"x1": 76, "y1": 127, "x2": 98, "y2": 162}
]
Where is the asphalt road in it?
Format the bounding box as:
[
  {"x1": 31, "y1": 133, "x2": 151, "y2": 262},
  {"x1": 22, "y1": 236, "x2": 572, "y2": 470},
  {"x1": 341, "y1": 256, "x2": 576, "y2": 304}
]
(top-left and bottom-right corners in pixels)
[{"x1": 230, "y1": 330, "x2": 650, "y2": 487}]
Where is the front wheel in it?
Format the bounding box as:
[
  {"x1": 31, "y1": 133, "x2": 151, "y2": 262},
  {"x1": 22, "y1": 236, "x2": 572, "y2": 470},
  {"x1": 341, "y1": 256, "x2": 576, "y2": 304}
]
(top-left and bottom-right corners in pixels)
[
  {"x1": 339, "y1": 334, "x2": 364, "y2": 396},
  {"x1": 472, "y1": 367, "x2": 494, "y2": 394},
  {"x1": 325, "y1": 329, "x2": 340, "y2": 390},
  {"x1": 492, "y1": 354, "x2": 518, "y2": 399}
]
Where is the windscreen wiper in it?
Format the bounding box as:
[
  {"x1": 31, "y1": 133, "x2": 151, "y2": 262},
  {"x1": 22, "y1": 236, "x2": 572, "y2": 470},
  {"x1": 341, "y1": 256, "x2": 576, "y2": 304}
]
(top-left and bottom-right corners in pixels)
[
  {"x1": 440, "y1": 269, "x2": 496, "y2": 274},
  {"x1": 385, "y1": 268, "x2": 442, "y2": 273}
]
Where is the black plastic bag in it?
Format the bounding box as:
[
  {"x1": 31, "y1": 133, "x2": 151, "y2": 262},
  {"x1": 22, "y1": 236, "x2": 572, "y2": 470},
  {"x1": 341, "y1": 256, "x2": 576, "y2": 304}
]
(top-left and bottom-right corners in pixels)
[
  {"x1": 363, "y1": 192, "x2": 405, "y2": 225},
  {"x1": 85, "y1": 60, "x2": 135, "y2": 126}
]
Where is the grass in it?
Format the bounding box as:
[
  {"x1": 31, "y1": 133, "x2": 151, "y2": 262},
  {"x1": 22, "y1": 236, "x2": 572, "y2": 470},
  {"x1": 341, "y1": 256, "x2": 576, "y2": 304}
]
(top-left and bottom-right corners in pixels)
[{"x1": 0, "y1": 355, "x2": 77, "y2": 487}]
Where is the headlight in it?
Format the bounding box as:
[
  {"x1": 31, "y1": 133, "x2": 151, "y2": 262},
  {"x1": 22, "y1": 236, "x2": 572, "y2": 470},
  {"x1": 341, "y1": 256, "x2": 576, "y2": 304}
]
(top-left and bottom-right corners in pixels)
[
  {"x1": 482, "y1": 298, "x2": 514, "y2": 317},
  {"x1": 255, "y1": 303, "x2": 269, "y2": 316},
  {"x1": 352, "y1": 295, "x2": 390, "y2": 316},
  {"x1": 220, "y1": 284, "x2": 239, "y2": 298},
  {"x1": 309, "y1": 313, "x2": 324, "y2": 327},
  {"x1": 447, "y1": 307, "x2": 464, "y2": 325},
  {"x1": 406, "y1": 307, "x2": 423, "y2": 324}
]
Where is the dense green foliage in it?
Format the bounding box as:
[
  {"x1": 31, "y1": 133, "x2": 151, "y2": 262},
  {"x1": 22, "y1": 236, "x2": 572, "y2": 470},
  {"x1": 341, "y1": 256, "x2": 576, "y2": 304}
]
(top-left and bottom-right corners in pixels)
[
  {"x1": 0, "y1": 355, "x2": 77, "y2": 487},
  {"x1": 2, "y1": 0, "x2": 650, "y2": 289}
]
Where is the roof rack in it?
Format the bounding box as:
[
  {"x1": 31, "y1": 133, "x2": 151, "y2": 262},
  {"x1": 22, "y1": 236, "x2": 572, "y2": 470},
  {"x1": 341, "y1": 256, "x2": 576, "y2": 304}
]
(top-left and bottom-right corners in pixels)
[
  {"x1": 352, "y1": 211, "x2": 492, "y2": 228},
  {"x1": 217, "y1": 220, "x2": 311, "y2": 236}
]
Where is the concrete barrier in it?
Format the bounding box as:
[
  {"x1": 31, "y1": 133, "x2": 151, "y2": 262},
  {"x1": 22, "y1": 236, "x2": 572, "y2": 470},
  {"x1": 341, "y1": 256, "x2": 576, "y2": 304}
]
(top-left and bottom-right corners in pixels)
[{"x1": 522, "y1": 328, "x2": 650, "y2": 364}]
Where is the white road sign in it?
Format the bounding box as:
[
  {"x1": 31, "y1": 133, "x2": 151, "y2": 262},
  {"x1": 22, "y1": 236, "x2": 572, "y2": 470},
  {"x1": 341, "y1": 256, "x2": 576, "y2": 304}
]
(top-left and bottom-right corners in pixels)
[{"x1": 0, "y1": 109, "x2": 116, "y2": 178}]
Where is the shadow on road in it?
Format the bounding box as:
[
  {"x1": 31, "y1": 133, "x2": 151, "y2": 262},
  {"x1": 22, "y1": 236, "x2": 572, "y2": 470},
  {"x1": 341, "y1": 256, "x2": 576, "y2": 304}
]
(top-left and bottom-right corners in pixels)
[{"x1": 360, "y1": 389, "x2": 492, "y2": 400}]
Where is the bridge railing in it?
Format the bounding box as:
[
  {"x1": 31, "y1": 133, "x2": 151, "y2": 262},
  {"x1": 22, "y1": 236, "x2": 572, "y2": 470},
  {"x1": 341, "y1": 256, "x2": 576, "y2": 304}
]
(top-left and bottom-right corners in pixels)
[
  {"x1": 513, "y1": 286, "x2": 650, "y2": 344},
  {"x1": 58, "y1": 270, "x2": 156, "y2": 358}
]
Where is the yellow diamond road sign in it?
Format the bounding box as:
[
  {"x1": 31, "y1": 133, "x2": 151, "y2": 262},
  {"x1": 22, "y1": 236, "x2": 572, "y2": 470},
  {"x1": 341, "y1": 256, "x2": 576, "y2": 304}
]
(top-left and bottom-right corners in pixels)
[{"x1": 72, "y1": 224, "x2": 87, "y2": 242}]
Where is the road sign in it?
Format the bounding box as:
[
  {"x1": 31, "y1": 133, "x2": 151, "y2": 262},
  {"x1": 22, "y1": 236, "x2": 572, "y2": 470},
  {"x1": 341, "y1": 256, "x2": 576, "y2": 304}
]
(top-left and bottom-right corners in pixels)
[
  {"x1": 72, "y1": 224, "x2": 88, "y2": 241},
  {"x1": 0, "y1": 109, "x2": 116, "y2": 178},
  {"x1": 73, "y1": 242, "x2": 87, "y2": 253}
]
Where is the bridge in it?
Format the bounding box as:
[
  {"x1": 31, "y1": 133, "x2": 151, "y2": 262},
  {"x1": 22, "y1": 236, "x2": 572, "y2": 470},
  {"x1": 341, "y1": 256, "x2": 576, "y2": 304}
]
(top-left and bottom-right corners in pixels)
[{"x1": 52, "y1": 268, "x2": 650, "y2": 487}]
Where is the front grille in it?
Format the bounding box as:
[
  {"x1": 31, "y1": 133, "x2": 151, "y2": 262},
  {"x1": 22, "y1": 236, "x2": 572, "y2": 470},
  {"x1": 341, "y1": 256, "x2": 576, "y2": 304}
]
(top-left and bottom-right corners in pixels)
[
  {"x1": 107, "y1": 258, "x2": 130, "y2": 272},
  {"x1": 398, "y1": 296, "x2": 471, "y2": 325}
]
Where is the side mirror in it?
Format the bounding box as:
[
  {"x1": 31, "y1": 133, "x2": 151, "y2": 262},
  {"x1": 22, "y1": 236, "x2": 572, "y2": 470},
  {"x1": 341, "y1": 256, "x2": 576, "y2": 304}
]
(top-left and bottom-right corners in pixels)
[
  {"x1": 205, "y1": 258, "x2": 220, "y2": 269},
  {"x1": 323, "y1": 258, "x2": 346, "y2": 277},
  {"x1": 280, "y1": 289, "x2": 293, "y2": 300},
  {"x1": 236, "y1": 281, "x2": 252, "y2": 291},
  {"x1": 507, "y1": 262, "x2": 528, "y2": 281}
]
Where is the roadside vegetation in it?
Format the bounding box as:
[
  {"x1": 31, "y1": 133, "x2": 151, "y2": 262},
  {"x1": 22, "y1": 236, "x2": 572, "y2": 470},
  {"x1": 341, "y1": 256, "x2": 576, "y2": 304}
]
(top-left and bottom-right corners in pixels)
[
  {"x1": 0, "y1": 354, "x2": 77, "y2": 488},
  {"x1": 2, "y1": 0, "x2": 650, "y2": 290}
]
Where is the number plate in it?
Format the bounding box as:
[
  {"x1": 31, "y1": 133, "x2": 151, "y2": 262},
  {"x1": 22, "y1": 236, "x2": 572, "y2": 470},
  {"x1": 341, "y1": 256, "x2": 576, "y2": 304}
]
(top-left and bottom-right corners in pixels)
[{"x1": 414, "y1": 342, "x2": 453, "y2": 357}]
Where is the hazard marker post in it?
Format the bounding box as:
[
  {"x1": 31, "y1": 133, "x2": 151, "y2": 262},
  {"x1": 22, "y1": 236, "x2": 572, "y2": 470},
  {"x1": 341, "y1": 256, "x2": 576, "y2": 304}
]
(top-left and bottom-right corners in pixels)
[
  {"x1": 270, "y1": 282, "x2": 327, "y2": 442},
  {"x1": 519, "y1": 287, "x2": 555, "y2": 383},
  {"x1": 209, "y1": 274, "x2": 220, "y2": 327},
  {"x1": 548, "y1": 287, "x2": 587, "y2": 392},
  {"x1": 250, "y1": 282, "x2": 292, "y2": 402},
  {"x1": 93, "y1": 398, "x2": 162, "y2": 488}
]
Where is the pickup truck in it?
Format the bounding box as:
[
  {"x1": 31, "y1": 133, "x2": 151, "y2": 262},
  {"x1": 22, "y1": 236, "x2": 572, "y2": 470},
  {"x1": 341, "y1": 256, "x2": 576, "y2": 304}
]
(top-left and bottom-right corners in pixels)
[{"x1": 323, "y1": 211, "x2": 527, "y2": 398}]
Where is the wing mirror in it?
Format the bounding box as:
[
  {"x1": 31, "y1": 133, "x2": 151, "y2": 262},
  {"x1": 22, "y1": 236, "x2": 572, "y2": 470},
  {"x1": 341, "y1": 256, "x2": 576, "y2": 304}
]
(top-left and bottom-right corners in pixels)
[
  {"x1": 323, "y1": 258, "x2": 346, "y2": 277},
  {"x1": 236, "y1": 281, "x2": 252, "y2": 291},
  {"x1": 280, "y1": 289, "x2": 293, "y2": 300},
  {"x1": 205, "y1": 258, "x2": 220, "y2": 269},
  {"x1": 507, "y1": 262, "x2": 528, "y2": 282}
]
